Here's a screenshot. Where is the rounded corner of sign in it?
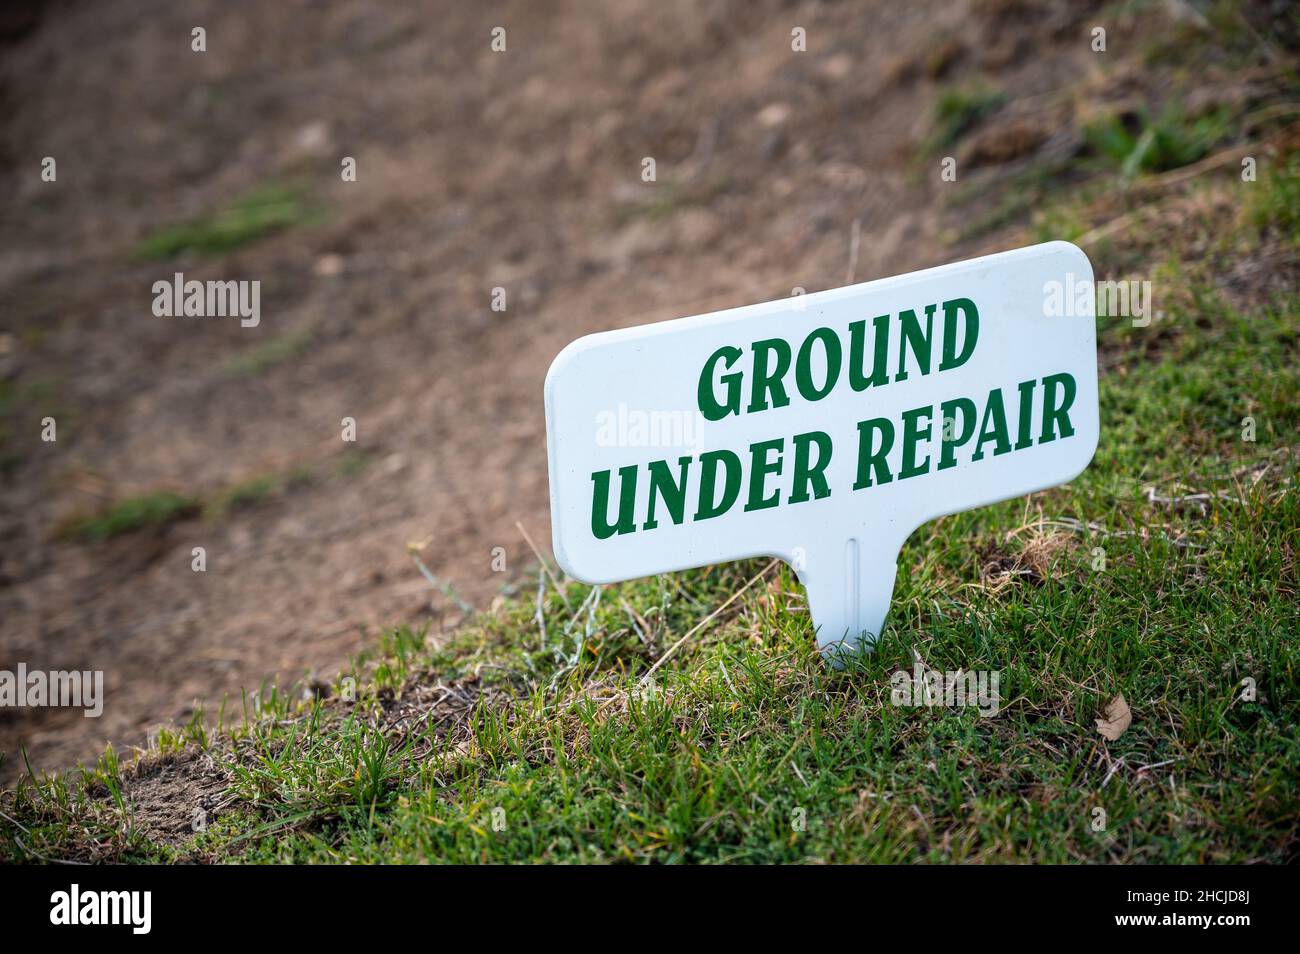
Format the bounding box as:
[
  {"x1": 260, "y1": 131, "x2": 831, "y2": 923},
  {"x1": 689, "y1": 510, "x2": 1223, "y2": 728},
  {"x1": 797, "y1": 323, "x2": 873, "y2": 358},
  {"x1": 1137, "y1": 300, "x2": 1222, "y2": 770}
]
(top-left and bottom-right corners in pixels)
[
  {"x1": 1062, "y1": 424, "x2": 1101, "y2": 485},
  {"x1": 1047, "y1": 239, "x2": 1095, "y2": 279},
  {"x1": 544, "y1": 335, "x2": 603, "y2": 403},
  {"x1": 543, "y1": 342, "x2": 579, "y2": 402},
  {"x1": 550, "y1": 534, "x2": 599, "y2": 586}
]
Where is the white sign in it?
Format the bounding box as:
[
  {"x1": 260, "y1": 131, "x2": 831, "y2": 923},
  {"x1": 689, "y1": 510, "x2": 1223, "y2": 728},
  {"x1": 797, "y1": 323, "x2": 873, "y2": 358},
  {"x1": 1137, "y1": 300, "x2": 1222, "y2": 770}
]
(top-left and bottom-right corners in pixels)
[{"x1": 545, "y1": 242, "x2": 1099, "y2": 662}]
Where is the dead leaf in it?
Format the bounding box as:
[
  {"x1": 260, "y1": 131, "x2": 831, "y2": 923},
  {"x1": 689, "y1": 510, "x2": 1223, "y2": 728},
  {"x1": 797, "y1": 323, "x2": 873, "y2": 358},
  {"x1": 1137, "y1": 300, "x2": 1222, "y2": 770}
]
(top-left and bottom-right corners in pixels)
[{"x1": 1096, "y1": 693, "x2": 1132, "y2": 741}]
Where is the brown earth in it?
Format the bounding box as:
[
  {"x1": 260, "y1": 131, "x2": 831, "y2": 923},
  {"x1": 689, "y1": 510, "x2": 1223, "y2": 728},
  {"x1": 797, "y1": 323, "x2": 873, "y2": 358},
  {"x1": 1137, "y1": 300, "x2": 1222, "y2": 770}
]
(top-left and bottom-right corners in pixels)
[{"x1": 0, "y1": 0, "x2": 1285, "y2": 785}]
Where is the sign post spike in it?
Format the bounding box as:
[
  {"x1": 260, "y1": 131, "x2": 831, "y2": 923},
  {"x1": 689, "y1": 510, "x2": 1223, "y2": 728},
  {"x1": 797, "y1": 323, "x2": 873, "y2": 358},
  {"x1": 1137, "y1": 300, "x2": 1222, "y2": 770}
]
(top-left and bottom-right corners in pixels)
[{"x1": 790, "y1": 524, "x2": 905, "y2": 664}]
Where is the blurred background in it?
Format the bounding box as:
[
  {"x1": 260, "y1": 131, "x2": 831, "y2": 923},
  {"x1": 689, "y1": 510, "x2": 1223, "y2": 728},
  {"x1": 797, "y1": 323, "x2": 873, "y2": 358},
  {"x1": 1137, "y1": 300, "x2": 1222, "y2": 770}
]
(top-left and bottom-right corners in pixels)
[{"x1": 1, "y1": 0, "x2": 1296, "y2": 786}]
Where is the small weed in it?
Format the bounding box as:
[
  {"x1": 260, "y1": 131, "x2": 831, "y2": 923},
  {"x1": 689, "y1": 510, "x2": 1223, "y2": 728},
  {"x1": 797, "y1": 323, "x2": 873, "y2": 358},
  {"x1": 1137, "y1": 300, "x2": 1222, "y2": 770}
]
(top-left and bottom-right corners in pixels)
[
  {"x1": 133, "y1": 182, "x2": 317, "y2": 260},
  {"x1": 1084, "y1": 103, "x2": 1232, "y2": 179},
  {"x1": 223, "y1": 325, "x2": 314, "y2": 378},
  {"x1": 63, "y1": 491, "x2": 201, "y2": 541},
  {"x1": 926, "y1": 86, "x2": 1006, "y2": 153},
  {"x1": 335, "y1": 448, "x2": 370, "y2": 478},
  {"x1": 204, "y1": 466, "x2": 311, "y2": 519}
]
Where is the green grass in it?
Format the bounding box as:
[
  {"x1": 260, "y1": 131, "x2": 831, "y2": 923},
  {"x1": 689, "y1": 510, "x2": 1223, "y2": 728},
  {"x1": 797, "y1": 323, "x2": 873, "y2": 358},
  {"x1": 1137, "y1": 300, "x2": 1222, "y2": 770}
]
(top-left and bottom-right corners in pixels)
[
  {"x1": 1083, "y1": 103, "x2": 1232, "y2": 179},
  {"x1": 0, "y1": 377, "x2": 74, "y2": 479},
  {"x1": 59, "y1": 463, "x2": 319, "y2": 540},
  {"x1": 1140, "y1": 0, "x2": 1290, "y2": 70},
  {"x1": 61, "y1": 491, "x2": 201, "y2": 541},
  {"x1": 613, "y1": 172, "x2": 733, "y2": 225},
  {"x1": 203, "y1": 464, "x2": 316, "y2": 518},
  {"x1": 204, "y1": 474, "x2": 280, "y2": 516},
  {"x1": 925, "y1": 85, "x2": 1006, "y2": 154},
  {"x1": 222, "y1": 325, "x2": 315, "y2": 379},
  {"x1": 1248, "y1": 152, "x2": 1300, "y2": 237},
  {"x1": 133, "y1": 182, "x2": 316, "y2": 260},
  {"x1": 5, "y1": 135, "x2": 1299, "y2": 866}
]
